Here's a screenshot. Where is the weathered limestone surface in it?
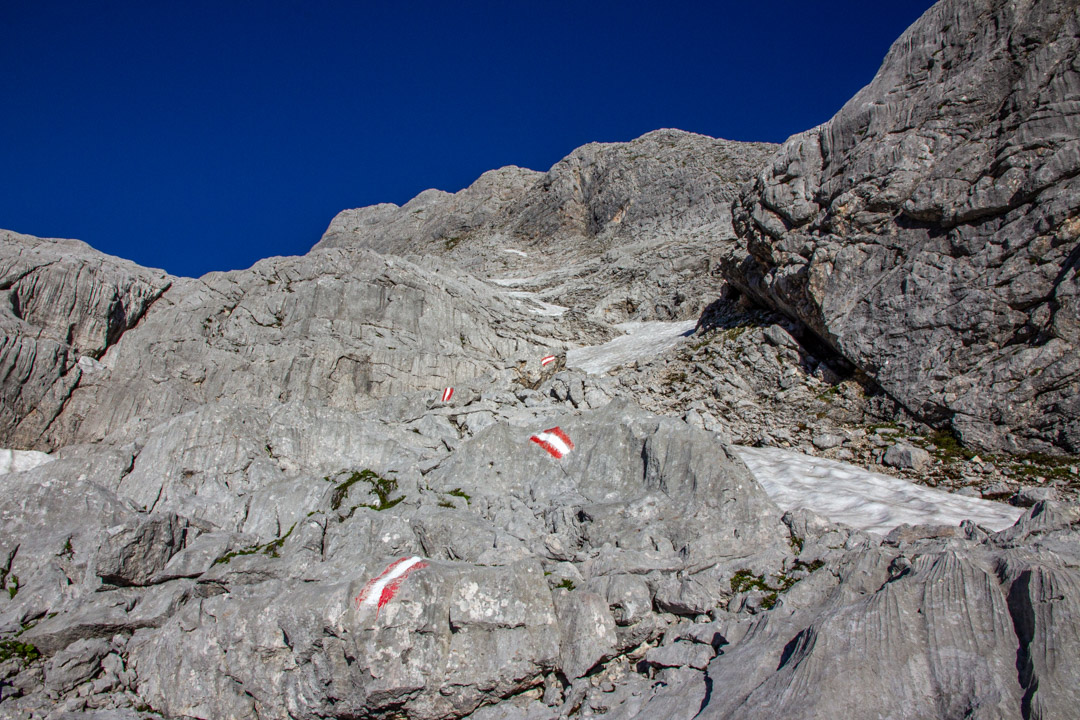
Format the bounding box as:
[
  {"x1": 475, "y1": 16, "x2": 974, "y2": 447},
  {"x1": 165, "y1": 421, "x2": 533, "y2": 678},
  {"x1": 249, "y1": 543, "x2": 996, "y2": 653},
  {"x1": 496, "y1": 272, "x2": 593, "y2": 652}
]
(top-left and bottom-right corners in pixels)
[
  {"x1": 1, "y1": 1, "x2": 1079, "y2": 717},
  {"x1": 0, "y1": 230, "x2": 171, "y2": 449},
  {"x1": 2, "y1": 241, "x2": 563, "y2": 451},
  {"x1": 724, "y1": 0, "x2": 1080, "y2": 453},
  {"x1": 320, "y1": 129, "x2": 778, "y2": 325}
]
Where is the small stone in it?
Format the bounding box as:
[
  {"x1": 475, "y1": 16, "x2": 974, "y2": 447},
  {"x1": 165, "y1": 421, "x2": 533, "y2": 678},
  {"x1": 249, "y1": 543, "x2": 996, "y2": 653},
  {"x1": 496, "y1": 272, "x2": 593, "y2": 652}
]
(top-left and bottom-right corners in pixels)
[
  {"x1": 1010, "y1": 487, "x2": 1058, "y2": 507},
  {"x1": 763, "y1": 324, "x2": 799, "y2": 349},
  {"x1": 811, "y1": 432, "x2": 845, "y2": 450},
  {"x1": 981, "y1": 481, "x2": 1013, "y2": 499},
  {"x1": 645, "y1": 640, "x2": 716, "y2": 670},
  {"x1": 883, "y1": 444, "x2": 931, "y2": 472}
]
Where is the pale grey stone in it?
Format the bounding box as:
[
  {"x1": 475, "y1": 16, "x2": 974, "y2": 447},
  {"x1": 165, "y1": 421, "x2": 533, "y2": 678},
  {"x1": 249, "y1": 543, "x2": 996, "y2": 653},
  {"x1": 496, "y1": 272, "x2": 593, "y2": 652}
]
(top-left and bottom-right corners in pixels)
[
  {"x1": 44, "y1": 638, "x2": 111, "y2": 696},
  {"x1": 810, "y1": 431, "x2": 844, "y2": 450},
  {"x1": 645, "y1": 641, "x2": 715, "y2": 670},
  {"x1": 553, "y1": 591, "x2": 618, "y2": 680},
  {"x1": 723, "y1": 0, "x2": 1080, "y2": 455},
  {"x1": 883, "y1": 443, "x2": 932, "y2": 472}
]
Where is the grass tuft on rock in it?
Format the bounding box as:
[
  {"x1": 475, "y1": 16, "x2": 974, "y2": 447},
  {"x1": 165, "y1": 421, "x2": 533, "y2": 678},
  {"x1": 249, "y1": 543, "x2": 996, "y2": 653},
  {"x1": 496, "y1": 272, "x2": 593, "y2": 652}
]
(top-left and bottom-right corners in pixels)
[
  {"x1": 331, "y1": 469, "x2": 403, "y2": 512},
  {"x1": 0, "y1": 639, "x2": 40, "y2": 666}
]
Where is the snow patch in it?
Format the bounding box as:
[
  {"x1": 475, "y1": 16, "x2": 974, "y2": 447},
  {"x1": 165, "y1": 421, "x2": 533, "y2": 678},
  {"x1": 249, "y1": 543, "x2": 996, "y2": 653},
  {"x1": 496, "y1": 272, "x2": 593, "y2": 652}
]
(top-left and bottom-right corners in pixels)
[
  {"x1": 0, "y1": 448, "x2": 54, "y2": 475},
  {"x1": 499, "y1": 248, "x2": 528, "y2": 258},
  {"x1": 504, "y1": 291, "x2": 568, "y2": 317},
  {"x1": 736, "y1": 446, "x2": 1022, "y2": 534},
  {"x1": 567, "y1": 321, "x2": 697, "y2": 375},
  {"x1": 490, "y1": 277, "x2": 533, "y2": 287}
]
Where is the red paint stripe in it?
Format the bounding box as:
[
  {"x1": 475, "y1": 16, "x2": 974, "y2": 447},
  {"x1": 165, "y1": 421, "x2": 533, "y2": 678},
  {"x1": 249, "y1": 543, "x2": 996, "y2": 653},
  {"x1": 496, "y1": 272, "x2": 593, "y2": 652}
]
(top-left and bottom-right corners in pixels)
[
  {"x1": 545, "y1": 426, "x2": 573, "y2": 450},
  {"x1": 354, "y1": 557, "x2": 428, "y2": 616},
  {"x1": 355, "y1": 557, "x2": 410, "y2": 605},
  {"x1": 442, "y1": 387, "x2": 454, "y2": 402},
  {"x1": 541, "y1": 355, "x2": 556, "y2": 366},
  {"x1": 374, "y1": 562, "x2": 426, "y2": 616},
  {"x1": 530, "y1": 435, "x2": 564, "y2": 459}
]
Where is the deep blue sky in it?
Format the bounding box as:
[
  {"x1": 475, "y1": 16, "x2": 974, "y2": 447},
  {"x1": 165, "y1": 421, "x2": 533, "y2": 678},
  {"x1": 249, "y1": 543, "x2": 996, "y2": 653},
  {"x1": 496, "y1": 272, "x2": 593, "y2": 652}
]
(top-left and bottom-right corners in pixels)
[{"x1": 2, "y1": 1, "x2": 936, "y2": 277}]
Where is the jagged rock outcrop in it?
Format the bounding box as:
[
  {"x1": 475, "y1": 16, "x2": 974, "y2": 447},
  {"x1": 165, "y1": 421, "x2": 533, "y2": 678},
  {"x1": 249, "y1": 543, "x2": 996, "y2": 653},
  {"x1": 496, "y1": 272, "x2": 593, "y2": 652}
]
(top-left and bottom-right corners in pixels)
[
  {"x1": 321, "y1": 129, "x2": 778, "y2": 324},
  {"x1": 0, "y1": 231, "x2": 171, "y2": 448},
  {"x1": 0, "y1": 402, "x2": 797, "y2": 718},
  {"x1": 723, "y1": 0, "x2": 1080, "y2": 454},
  {"x1": 1, "y1": 240, "x2": 569, "y2": 450}
]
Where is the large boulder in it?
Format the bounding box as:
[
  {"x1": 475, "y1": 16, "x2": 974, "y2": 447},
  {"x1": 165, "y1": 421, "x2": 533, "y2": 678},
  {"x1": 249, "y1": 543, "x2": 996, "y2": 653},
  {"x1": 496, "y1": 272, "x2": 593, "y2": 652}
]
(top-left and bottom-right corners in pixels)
[{"x1": 723, "y1": 0, "x2": 1080, "y2": 453}]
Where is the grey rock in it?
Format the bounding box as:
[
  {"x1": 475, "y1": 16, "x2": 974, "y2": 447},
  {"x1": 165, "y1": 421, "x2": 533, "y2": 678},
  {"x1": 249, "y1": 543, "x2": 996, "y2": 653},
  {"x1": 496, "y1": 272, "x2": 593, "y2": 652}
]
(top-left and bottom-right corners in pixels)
[
  {"x1": 883, "y1": 443, "x2": 931, "y2": 472},
  {"x1": 810, "y1": 431, "x2": 844, "y2": 450},
  {"x1": 152, "y1": 530, "x2": 246, "y2": 581},
  {"x1": 553, "y1": 591, "x2": 618, "y2": 680},
  {"x1": 0, "y1": 230, "x2": 171, "y2": 450},
  {"x1": 762, "y1": 324, "x2": 798, "y2": 350},
  {"x1": 44, "y1": 638, "x2": 111, "y2": 696},
  {"x1": 127, "y1": 559, "x2": 560, "y2": 720},
  {"x1": 981, "y1": 481, "x2": 1014, "y2": 500},
  {"x1": 2, "y1": 241, "x2": 558, "y2": 451},
  {"x1": 94, "y1": 513, "x2": 189, "y2": 587},
  {"x1": 1010, "y1": 486, "x2": 1059, "y2": 507},
  {"x1": 644, "y1": 640, "x2": 715, "y2": 670},
  {"x1": 723, "y1": 0, "x2": 1080, "y2": 454},
  {"x1": 2, "y1": 4, "x2": 1079, "y2": 715},
  {"x1": 585, "y1": 574, "x2": 653, "y2": 628}
]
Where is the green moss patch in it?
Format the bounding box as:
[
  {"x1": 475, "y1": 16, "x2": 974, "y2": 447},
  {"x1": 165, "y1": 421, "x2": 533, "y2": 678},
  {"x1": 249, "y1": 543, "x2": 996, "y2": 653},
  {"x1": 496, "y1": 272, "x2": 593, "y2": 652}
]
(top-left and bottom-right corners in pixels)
[
  {"x1": 730, "y1": 560, "x2": 824, "y2": 610},
  {"x1": 331, "y1": 469, "x2": 403, "y2": 512},
  {"x1": 214, "y1": 522, "x2": 296, "y2": 565},
  {"x1": 0, "y1": 639, "x2": 40, "y2": 666}
]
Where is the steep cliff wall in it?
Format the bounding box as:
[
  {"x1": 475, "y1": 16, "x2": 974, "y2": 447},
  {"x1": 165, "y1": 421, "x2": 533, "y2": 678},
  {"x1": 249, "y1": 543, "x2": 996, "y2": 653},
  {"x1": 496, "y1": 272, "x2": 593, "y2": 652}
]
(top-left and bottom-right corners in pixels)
[{"x1": 724, "y1": 0, "x2": 1080, "y2": 453}]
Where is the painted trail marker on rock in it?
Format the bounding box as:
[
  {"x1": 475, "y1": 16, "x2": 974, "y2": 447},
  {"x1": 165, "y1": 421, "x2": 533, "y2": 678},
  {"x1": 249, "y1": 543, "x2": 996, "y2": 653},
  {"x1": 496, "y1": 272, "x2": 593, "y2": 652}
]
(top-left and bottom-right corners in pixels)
[
  {"x1": 355, "y1": 556, "x2": 428, "y2": 616},
  {"x1": 541, "y1": 355, "x2": 556, "y2": 367},
  {"x1": 441, "y1": 387, "x2": 454, "y2": 403},
  {"x1": 530, "y1": 426, "x2": 574, "y2": 459}
]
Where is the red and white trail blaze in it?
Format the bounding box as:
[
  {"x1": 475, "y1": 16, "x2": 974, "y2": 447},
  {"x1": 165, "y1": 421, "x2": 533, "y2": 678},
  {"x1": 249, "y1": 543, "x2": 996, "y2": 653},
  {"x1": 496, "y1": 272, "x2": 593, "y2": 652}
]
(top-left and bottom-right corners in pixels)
[
  {"x1": 441, "y1": 387, "x2": 454, "y2": 402},
  {"x1": 530, "y1": 426, "x2": 574, "y2": 459},
  {"x1": 540, "y1": 355, "x2": 556, "y2": 367},
  {"x1": 354, "y1": 556, "x2": 428, "y2": 616}
]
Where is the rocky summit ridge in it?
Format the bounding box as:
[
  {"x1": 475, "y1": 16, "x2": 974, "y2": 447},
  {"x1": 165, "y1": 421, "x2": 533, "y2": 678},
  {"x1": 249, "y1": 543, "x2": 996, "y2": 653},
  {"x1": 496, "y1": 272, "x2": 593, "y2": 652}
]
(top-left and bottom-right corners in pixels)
[{"x1": 1, "y1": 0, "x2": 1079, "y2": 718}]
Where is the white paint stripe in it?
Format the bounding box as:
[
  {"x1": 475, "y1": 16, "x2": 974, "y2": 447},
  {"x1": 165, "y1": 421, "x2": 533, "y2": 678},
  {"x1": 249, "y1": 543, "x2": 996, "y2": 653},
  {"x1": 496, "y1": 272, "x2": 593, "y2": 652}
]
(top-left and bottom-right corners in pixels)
[
  {"x1": 359, "y1": 556, "x2": 425, "y2": 607},
  {"x1": 541, "y1": 355, "x2": 556, "y2": 366},
  {"x1": 534, "y1": 432, "x2": 571, "y2": 457}
]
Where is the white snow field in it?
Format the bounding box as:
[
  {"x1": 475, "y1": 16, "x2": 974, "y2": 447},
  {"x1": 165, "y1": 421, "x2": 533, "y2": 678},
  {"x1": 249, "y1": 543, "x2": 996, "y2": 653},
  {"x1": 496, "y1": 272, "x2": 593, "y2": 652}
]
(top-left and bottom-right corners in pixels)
[
  {"x1": 562, "y1": 319, "x2": 1022, "y2": 534},
  {"x1": 503, "y1": 291, "x2": 568, "y2": 317},
  {"x1": 736, "y1": 446, "x2": 1022, "y2": 534},
  {"x1": 0, "y1": 448, "x2": 54, "y2": 475},
  {"x1": 567, "y1": 320, "x2": 697, "y2": 375},
  {"x1": 489, "y1": 277, "x2": 532, "y2": 287}
]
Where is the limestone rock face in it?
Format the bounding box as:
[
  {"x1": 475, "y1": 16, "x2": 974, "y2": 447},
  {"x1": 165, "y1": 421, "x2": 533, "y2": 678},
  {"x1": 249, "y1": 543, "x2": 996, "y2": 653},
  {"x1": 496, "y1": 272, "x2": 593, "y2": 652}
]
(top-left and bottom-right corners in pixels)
[
  {"x1": 723, "y1": 0, "x2": 1080, "y2": 453},
  {"x1": 1, "y1": 242, "x2": 560, "y2": 450},
  {"x1": 0, "y1": 402, "x2": 795, "y2": 719},
  {"x1": 320, "y1": 130, "x2": 778, "y2": 325},
  {"x1": 0, "y1": 230, "x2": 171, "y2": 449}
]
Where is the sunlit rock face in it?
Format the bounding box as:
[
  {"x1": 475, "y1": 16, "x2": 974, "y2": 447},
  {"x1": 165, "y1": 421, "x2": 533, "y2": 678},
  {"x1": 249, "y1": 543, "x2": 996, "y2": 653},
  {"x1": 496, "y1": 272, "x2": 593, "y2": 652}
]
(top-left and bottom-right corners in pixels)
[
  {"x1": 1, "y1": 1, "x2": 1079, "y2": 717},
  {"x1": 724, "y1": 0, "x2": 1080, "y2": 454}
]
